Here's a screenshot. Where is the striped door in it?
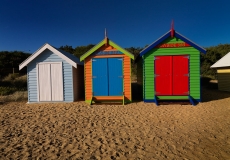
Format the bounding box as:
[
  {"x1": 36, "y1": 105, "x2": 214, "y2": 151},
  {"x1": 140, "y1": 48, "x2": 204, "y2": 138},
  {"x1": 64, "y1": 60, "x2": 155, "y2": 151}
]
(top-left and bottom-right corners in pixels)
[
  {"x1": 38, "y1": 62, "x2": 63, "y2": 101},
  {"x1": 92, "y1": 58, "x2": 123, "y2": 96}
]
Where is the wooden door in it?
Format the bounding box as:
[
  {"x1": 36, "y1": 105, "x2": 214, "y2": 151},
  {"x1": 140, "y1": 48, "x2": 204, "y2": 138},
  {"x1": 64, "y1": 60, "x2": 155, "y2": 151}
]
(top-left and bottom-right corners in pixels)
[
  {"x1": 154, "y1": 55, "x2": 189, "y2": 96},
  {"x1": 51, "y1": 63, "x2": 63, "y2": 101},
  {"x1": 38, "y1": 63, "x2": 51, "y2": 101},
  {"x1": 173, "y1": 56, "x2": 189, "y2": 95},
  {"x1": 38, "y1": 62, "x2": 63, "y2": 101},
  {"x1": 92, "y1": 58, "x2": 123, "y2": 96},
  {"x1": 92, "y1": 58, "x2": 109, "y2": 96},
  {"x1": 108, "y1": 58, "x2": 123, "y2": 96},
  {"x1": 155, "y1": 56, "x2": 172, "y2": 95}
]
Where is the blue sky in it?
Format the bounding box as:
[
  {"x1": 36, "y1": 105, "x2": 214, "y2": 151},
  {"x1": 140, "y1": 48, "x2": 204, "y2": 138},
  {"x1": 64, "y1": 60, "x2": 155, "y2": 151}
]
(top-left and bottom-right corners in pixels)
[{"x1": 0, "y1": 0, "x2": 230, "y2": 53}]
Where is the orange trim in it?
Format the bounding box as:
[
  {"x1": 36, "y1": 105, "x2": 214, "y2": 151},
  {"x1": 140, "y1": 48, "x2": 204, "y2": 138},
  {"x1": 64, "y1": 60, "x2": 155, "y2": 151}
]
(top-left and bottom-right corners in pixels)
[
  {"x1": 85, "y1": 56, "x2": 92, "y2": 100},
  {"x1": 93, "y1": 96, "x2": 123, "y2": 100}
]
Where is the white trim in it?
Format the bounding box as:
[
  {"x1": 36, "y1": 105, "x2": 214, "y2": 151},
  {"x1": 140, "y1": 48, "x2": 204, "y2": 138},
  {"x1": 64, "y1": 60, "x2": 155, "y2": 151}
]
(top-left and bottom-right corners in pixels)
[
  {"x1": 211, "y1": 52, "x2": 230, "y2": 68},
  {"x1": 19, "y1": 43, "x2": 79, "y2": 70}
]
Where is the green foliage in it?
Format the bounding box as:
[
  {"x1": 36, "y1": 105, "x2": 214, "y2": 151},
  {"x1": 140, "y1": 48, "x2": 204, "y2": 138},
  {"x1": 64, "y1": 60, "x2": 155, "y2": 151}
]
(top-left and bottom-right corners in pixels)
[
  {"x1": 59, "y1": 44, "x2": 95, "y2": 58},
  {"x1": 201, "y1": 44, "x2": 230, "y2": 78},
  {"x1": 0, "y1": 74, "x2": 27, "y2": 96},
  {"x1": 0, "y1": 51, "x2": 30, "y2": 77},
  {"x1": 0, "y1": 87, "x2": 17, "y2": 96}
]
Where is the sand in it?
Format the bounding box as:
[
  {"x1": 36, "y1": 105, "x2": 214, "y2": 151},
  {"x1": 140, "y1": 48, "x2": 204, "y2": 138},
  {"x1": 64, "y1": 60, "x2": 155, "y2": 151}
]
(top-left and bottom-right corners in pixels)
[{"x1": 1, "y1": 88, "x2": 230, "y2": 159}]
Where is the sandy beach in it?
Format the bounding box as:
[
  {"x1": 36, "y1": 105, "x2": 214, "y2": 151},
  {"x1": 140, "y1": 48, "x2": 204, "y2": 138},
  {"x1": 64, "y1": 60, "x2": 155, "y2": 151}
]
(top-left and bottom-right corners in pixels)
[{"x1": 1, "y1": 87, "x2": 230, "y2": 159}]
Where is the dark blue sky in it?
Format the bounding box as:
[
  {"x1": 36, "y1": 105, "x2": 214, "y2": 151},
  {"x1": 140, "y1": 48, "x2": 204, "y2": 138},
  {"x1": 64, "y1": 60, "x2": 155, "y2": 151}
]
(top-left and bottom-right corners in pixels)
[{"x1": 1, "y1": 0, "x2": 229, "y2": 53}]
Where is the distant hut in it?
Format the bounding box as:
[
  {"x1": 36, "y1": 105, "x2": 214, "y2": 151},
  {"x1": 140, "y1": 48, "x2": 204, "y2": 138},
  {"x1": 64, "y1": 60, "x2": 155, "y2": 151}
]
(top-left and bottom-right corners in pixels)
[
  {"x1": 80, "y1": 33, "x2": 134, "y2": 105},
  {"x1": 211, "y1": 52, "x2": 230, "y2": 92},
  {"x1": 135, "y1": 25, "x2": 206, "y2": 105},
  {"x1": 19, "y1": 43, "x2": 84, "y2": 103}
]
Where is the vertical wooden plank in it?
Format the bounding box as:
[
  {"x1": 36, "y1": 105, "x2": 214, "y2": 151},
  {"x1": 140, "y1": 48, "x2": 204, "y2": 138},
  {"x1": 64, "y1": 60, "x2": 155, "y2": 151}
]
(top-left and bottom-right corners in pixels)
[
  {"x1": 38, "y1": 63, "x2": 51, "y2": 101},
  {"x1": 51, "y1": 63, "x2": 63, "y2": 101}
]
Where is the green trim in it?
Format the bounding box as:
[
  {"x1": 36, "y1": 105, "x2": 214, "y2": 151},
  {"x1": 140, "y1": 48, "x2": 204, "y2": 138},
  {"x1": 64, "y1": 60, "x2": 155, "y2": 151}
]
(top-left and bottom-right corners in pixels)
[
  {"x1": 157, "y1": 96, "x2": 189, "y2": 100},
  {"x1": 80, "y1": 38, "x2": 134, "y2": 61},
  {"x1": 85, "y1": 99, "x2": 92, "y2": 104},
  {"x1": 109, "y1": 40, "x2": 134, "y2": 59},
  {"x1": 80, "y1": 40, "x2": 105, "y2": 61}
]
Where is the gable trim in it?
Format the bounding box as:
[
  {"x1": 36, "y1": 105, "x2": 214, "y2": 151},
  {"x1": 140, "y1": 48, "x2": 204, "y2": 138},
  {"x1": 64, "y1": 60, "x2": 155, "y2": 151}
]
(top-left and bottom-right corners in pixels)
[
  {"x1": 80, "y1": 38, "x2": 134, "y2": 61},
  {"x1": 19, "y1": 43, "x2": 80, "y2": 70},
  {"x1": 139, "y1": 30, "x2": 206, "y2": 57}
]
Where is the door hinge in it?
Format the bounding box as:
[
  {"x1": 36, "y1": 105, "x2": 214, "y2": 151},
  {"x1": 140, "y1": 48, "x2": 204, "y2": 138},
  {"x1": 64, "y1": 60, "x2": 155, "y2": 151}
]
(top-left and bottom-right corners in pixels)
[
  {"x1": 184, "y1": 56, "x2": 189, "y2": 59},
  {"x1": 154, "y1": 74, "x2": 160, "y2": 77},
  {"x1": 154, "y1": 57, "x2": 160, "y2": 60},
  {"x1": 118, "y1": 76, "x2": 124, "y2": 78},
  {"x1": 118, "y1": 58, "x2": 123, "y2": 61},
  {"x1": 92, "y1": 59, "x2": 96, "y2": 61},
  {"x1": 92, "y1": 76, "x2": 97, "y2": 78},
  {"x1": 184, "y1": 74, "x2": 189, "y2": 77}
]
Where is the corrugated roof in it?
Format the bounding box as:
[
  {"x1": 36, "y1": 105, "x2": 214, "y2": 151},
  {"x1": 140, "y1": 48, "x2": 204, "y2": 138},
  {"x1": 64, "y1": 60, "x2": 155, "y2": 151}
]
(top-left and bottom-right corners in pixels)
[{"x1": 210, "y1": 52, "x2": 230, "y2": 68}]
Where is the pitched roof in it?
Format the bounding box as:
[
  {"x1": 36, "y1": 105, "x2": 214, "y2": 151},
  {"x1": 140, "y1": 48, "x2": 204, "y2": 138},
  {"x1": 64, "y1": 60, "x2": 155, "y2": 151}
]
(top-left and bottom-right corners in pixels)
[
  {"x1": 135, "y1": 30, "x2": 206, "y2": 62},
  {"x1": 19, "y1": 43, "x2": 83, "y2": 70},
  {"x1": 80, "y1": 38, "x2": 134, "y2": 61},
  {"x1": 210, "y1": 52, "x2": 230, "y2": 68}
]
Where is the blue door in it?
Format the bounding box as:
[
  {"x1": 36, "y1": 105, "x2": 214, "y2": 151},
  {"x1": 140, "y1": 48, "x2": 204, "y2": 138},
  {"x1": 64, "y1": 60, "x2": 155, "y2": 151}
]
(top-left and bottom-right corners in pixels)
[
  {"x1": 108, "y1": 58, "x2": 123, "y2": 96},
  {"x1": 92, "y1": 58, "x2": 123, "y2": 96},
  {"x1": 92, "y1": 58, "x2": 108, "y2": 96}
]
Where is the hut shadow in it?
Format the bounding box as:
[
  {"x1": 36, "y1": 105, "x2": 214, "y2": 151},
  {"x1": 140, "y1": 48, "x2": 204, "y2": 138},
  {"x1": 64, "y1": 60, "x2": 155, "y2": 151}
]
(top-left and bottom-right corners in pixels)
[
  {"x1": 201, "y1": 77, "x2": 230, "y2": 102},
  {"x1": 132, "y1": 82, "x2": 143, "y2": 102}
]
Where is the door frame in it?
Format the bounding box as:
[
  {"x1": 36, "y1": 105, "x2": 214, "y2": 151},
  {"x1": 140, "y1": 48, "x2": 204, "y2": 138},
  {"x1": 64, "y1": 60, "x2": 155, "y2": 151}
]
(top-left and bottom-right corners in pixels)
[{"x1": 36, "y1": 62, "x2": 63, "y2": 102}]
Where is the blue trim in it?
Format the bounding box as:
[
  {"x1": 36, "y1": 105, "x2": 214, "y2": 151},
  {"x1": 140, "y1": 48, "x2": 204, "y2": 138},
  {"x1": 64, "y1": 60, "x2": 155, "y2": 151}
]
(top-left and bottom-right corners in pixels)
[
  {"x1": 144, "y1": 99, "x2": 155, "y2": 103},
  {"x1": 189, "y1": 96, "x2": 195, "y2": 106},
  {"x1": 140, "y1": 32, "x2": 171, "y2": 56},
  {"x1": 138, "y1": 30, "x2": 206, "y2": 58},
  {"x1": 174, "y1": 32, "x2": 206, "y2": 54},
  {"x1": 154, "y1": 95, "x2": 158, "y2": 106}
]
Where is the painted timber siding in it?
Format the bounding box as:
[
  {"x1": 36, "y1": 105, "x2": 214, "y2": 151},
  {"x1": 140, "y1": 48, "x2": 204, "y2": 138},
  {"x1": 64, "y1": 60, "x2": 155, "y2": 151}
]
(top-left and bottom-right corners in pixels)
[
  {"x1": 27, "y1": 49, "x2": 73, "y2": 102},
  {"x1": 123, "y1": 55, "x2": 132, "y2": 101},
  {"x1": 85, "y1": 56, "x2": 92, "y2": 101},
  {"x1": 143, "y1": 37, "x2": 200, "y2": 100},
  {"x1": 217, "y1": 68, "x2": 230, "y2": 92}
]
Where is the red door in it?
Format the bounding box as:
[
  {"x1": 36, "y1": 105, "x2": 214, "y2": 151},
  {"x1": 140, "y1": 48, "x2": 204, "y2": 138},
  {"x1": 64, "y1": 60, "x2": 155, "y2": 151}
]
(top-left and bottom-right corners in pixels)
[
  {"x1": 173, "y1": 56, "x2": 189, "y2": 95},
  {"x1": 155, "y1": 56, "x2": 173, "y2": 95},
  {"x1": 155, "y1": 55, "x2": 189, "y2": 96}
]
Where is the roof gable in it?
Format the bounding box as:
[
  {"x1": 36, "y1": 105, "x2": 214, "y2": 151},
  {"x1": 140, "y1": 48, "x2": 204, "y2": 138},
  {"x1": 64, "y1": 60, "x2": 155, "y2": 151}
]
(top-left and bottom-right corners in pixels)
[
  {"x1": 80, "y1": 38, "x2": 134, "y2": 61},
  {"x1": 139, "y1": 30, "x2": 206, "y2": 57},
  {"x1": 19, "y1": 43, "x2": 83, "y2": 70},
  {"x1": 211, "y1": 52, "x2": 230, "y2": 68}
]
